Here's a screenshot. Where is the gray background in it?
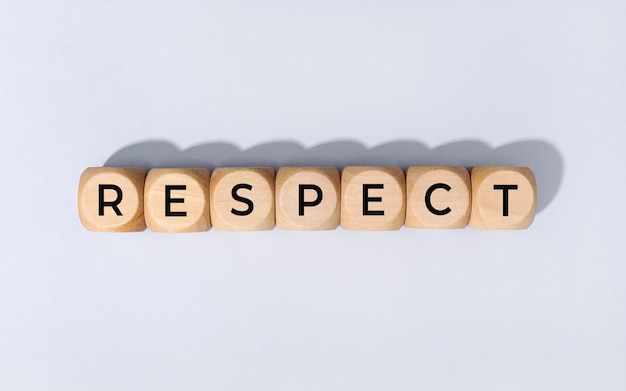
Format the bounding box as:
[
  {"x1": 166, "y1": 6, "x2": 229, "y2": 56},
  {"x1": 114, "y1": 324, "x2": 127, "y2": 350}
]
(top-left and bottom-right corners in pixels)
[{"x1": 1, "y1": 1, "x2": 625, "y2": 390}]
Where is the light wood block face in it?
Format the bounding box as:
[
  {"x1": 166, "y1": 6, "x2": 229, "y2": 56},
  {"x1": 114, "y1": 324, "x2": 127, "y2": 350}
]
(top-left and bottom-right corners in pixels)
[
  {"x1": 405, "y1": 166, "x2": 471, "y2": 229},
  {"x1": 210, "y1": 167, "x2": 275, "y2": 231},
  {"x1": 469, "y1": 166, "x2": 537, "y2": 230},
  {"x1": 144, "y1": 168, "x2": 211, "y2": 232},
  {"x1": 340, "y1": 166, "x2": 406, "y2": 230},
  {"x1": 276, "y1": 167, "x2": 340, "y2": 230},
  {"x1": 78, "y1": 167, "x2": 147, "y2": 232}
]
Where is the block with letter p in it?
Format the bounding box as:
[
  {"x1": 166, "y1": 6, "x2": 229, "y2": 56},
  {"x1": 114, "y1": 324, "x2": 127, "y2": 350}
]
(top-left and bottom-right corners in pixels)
[
  {"x1": 78, "y1": 167, "x2": 147, "y2": 232},
  {"x1": 276, "y1": 167, "x2": 340, "y2": 230}
]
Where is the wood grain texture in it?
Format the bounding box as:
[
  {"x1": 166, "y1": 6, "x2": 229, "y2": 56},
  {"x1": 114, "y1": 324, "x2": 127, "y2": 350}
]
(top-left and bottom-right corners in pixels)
[
  {"x1": 144, "y1": 168, "x2": 211, "y2": 232},
  {"x1": 275, "y1": 167, "x2": 340, "y2": 230},
  {"x1": 405, "y1": 166, "x2": 471, "y2": 229},
  {"x1": 78, "y1": 167, "x2": 147, "y2": 232},
  {"x1": 469, "y1": 166, "x2": 537, "y2": 229},
  {"x1": 340, "y1": 166, "x2": 405, "y2": 231},
  {"x1": 209, "y1": 167, "x2": 275, "y2": 231}
]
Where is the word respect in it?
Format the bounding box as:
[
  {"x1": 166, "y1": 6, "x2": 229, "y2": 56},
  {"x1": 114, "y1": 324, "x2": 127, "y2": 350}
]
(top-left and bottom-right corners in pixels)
[{"x1": 78, "y1": 166, "x2": 537, "y2": 232}]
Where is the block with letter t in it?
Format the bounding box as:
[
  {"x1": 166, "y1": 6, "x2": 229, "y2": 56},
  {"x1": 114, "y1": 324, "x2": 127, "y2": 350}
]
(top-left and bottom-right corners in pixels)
[{"x1": 469, "y1": 166, "x2": 537, "y2": 229}]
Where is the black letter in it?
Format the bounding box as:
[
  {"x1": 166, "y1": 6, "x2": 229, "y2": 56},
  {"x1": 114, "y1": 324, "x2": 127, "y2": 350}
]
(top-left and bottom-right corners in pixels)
[
  {"x1": 425, "y1": 183, "x2": 452, "y2": 216},
  {"x1": 99, "y1": 184, "x2": 123, "y2": 216},
  {"x1": 363, "y1": 184, "x2": 384, "y2": 215},
  {"x1": 493, "y1": 184, "x2": 518, "y2": 216},
  {"x1": 299, "y1": 184, "x2": 323, "y2": 215},
  {"x1": 165, "y1": 185, "x2": 187, "y2": 216},
  {"x1": 231, "y1": 184, "x2": 254, "y2": 216}
]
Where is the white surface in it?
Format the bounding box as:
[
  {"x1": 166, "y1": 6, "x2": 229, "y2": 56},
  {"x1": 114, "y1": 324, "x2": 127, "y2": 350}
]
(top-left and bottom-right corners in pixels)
[{"x1": 1, "y1": 1, "x2": 625, "y2": 390}]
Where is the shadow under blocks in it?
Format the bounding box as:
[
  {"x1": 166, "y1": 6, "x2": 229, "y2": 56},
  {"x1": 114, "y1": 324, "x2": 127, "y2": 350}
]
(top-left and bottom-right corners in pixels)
[{"x1": 104, "y1": 139, "x2": 563, "y2": 215}]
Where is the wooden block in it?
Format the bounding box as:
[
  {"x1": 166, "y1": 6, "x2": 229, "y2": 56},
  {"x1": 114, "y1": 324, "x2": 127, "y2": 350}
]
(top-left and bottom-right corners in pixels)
[
  {"x1": 405, "y1": 166, "x2": 471, "y2": 229},
  {"x1": 78, "y1": 167, "x2": 147, "y2": 232},
  {"x1": 275, "y1": 167, "x2": 340, "y2": 230},
  {"x1": 340, "y1": 166, "x2": 406, "y2": 230},
  {"x1": 469, "y1": 166, "x2": 537, "y2": 229},
  {"x1": 209, "y1": 167, "x2": 275, "y2": 231},
  {"x1": 144, "y1": 168, "x2": 211, "y2": 232}
]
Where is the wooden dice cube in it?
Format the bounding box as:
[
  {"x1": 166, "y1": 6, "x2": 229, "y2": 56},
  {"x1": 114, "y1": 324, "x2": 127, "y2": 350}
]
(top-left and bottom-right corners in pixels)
[
  {"x1": 341, "y1": 166, "x2": 406, "y2": 230},
  {"x1": 469, "y1": 166, "x2": 537, "y2": 229},
  {"x1": 405, "y1": 166, "x2": 471, "y2": 229},
  {"x1": 78, "y1": 167, "x2": 147, "y2": 232},
  {"x1": 210, "y1": 168, "x2": 275, "y2": 231},
  {"x1": 276, "y1": 167, "x2": 340, "y2": 230},
  {"x1": 144, "y1": 168, "x2": 211, "y2": 232}
]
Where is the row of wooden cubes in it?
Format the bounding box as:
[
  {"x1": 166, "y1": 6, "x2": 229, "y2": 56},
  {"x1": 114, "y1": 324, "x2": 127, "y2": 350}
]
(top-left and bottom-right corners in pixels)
[{"x1": 78, "y1": 166, "x2": 537, "y2": 232}]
